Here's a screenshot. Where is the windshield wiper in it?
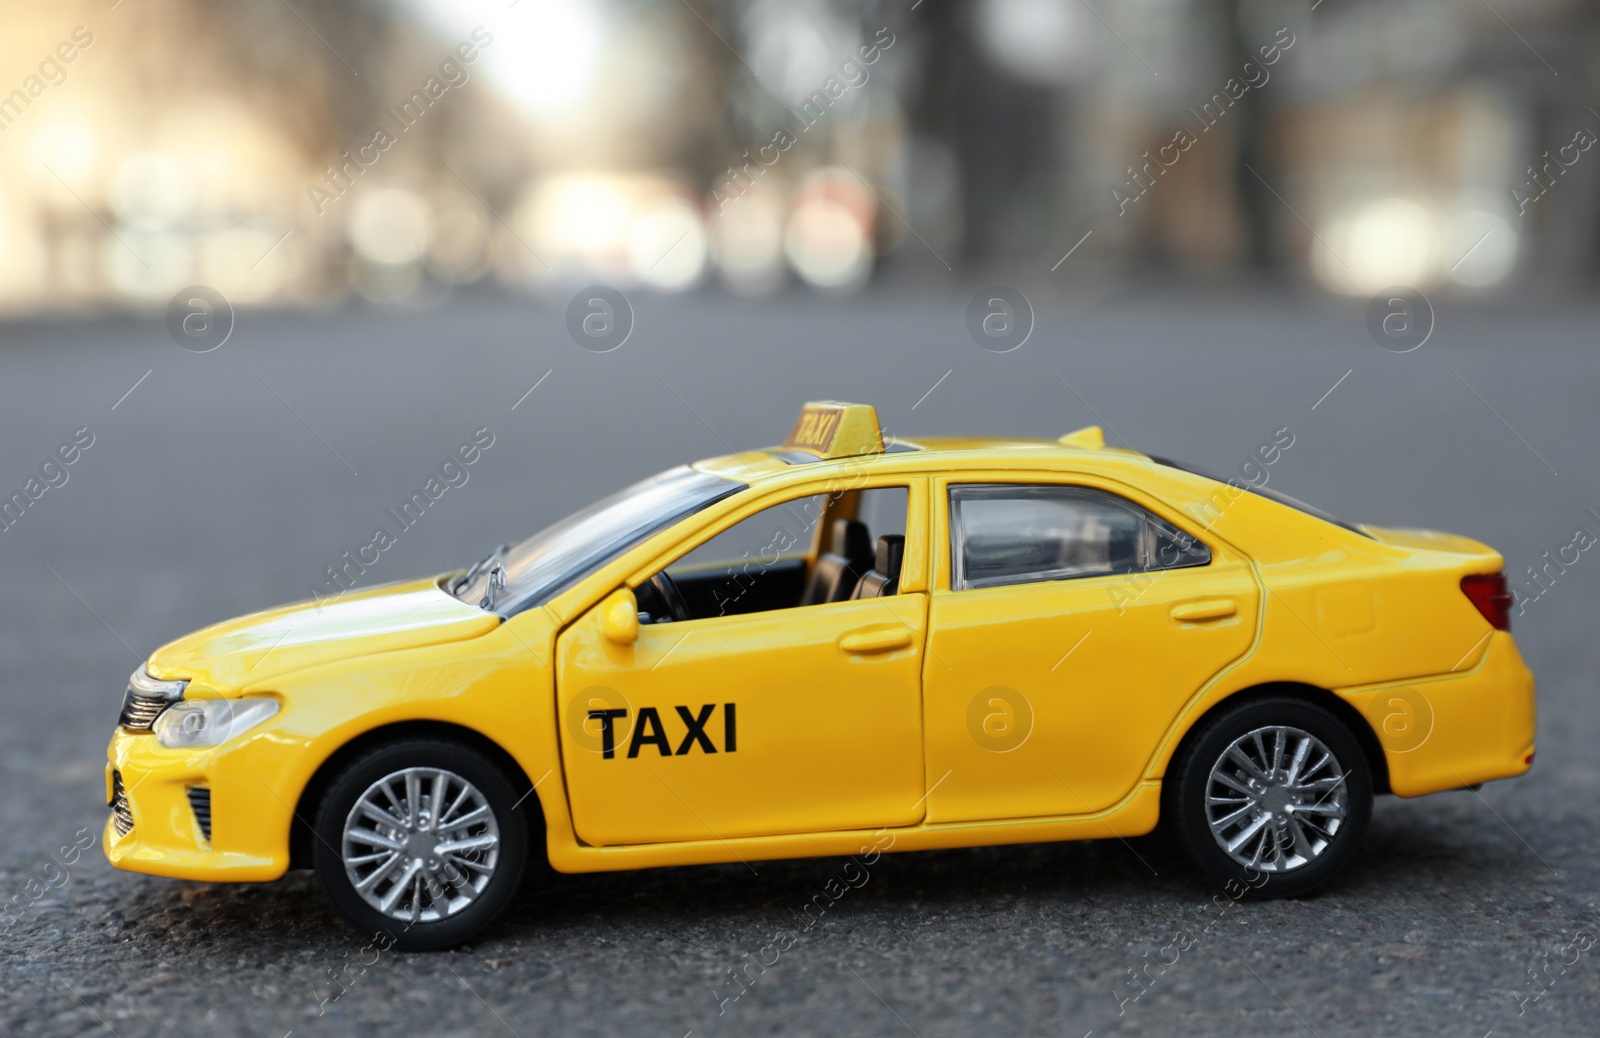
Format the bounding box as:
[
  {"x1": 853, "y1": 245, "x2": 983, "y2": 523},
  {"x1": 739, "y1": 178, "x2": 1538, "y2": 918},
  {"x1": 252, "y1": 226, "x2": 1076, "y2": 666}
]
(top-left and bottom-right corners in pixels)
[
  {"x1": 452, "y1": 543, "x2": 510, "y2": 598},
  {"x1": 480, "y1": 562, "x2": 507, "y2": 611}
]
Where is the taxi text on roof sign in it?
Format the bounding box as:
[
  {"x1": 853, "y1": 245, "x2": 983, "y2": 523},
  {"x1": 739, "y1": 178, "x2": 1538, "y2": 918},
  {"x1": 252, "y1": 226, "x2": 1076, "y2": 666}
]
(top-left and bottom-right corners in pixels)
[{"x1": 782, "y1": 401, "x2": 885, "y2": 459}]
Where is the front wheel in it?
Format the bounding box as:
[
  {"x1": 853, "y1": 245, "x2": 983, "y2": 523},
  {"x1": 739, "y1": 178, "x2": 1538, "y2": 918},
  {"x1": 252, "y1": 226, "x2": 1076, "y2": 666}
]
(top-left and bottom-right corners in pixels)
[
  {"x1": 313, "y1": 739, "x2": 528, "y2": 950},
  {"x1": 1166, "y1": 697, "x2": 1372, "y2": 898}
]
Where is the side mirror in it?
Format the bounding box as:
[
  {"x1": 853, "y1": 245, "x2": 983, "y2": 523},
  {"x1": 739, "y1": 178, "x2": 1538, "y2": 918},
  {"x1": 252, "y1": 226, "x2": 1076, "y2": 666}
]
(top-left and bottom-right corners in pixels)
[{"x1": 600, "y1": 587, "x2": 639, "y2": 645}]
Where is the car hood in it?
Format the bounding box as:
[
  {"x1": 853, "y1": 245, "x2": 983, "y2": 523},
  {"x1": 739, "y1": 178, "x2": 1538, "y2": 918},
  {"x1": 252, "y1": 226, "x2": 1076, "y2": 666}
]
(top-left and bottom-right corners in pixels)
[{"x1": 146, "y1": 578, "x2": 500, "y2": 690}]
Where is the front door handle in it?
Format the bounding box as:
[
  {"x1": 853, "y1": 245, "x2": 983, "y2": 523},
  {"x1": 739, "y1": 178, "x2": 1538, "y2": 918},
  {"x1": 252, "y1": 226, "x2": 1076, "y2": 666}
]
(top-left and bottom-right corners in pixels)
[
  {"x1": 839, "y1": 626, "x2": 914, "y2": 654},
  {"x1": 1170, "y1": 599, "x2": 1238, "y2": 623}
]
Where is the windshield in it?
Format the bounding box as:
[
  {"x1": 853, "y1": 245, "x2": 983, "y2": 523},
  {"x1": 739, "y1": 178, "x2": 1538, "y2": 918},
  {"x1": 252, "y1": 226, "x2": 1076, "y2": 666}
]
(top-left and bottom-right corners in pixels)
[
  {"x1": 1146, "y1": 455, "x2": 1371, "y2": 538},
  {"x1": 452, "y1": 466, "x2": 746, "y2": 616}
]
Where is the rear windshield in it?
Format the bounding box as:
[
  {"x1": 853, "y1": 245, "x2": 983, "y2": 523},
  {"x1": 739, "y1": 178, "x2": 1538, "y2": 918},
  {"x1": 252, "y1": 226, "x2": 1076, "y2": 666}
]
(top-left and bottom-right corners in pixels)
[{"x1": 1146, "y1": 455, "x2": 1370, "y2": 538}]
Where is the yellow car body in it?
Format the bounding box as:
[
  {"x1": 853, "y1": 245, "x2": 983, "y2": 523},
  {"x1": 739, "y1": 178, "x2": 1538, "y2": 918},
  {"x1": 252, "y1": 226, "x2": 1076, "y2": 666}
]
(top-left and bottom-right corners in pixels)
[{"x1": 104, "y1": 403, "x2": 1534, "y2": 894}]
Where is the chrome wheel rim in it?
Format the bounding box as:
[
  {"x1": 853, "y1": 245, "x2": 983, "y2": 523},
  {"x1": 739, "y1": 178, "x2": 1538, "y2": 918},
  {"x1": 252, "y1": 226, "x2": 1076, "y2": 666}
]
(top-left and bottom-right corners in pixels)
[
  {"x1": 1205, "y1": 725, "x2": 1349, "y2": 874},
  {"x1": 342, "y1": 767, "x2": 501, "y2": 923}
]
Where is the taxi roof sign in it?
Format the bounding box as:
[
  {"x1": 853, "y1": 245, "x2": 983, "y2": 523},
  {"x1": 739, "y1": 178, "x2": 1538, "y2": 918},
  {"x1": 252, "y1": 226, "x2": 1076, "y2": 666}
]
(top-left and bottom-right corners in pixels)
[{"x1": 782, "y1": 401, "x2": 884, "y2": 459}]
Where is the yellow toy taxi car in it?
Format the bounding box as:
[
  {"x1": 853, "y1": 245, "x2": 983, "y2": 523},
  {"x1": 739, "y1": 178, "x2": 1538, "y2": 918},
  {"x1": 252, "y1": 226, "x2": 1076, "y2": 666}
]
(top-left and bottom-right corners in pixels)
[{"x1": 105, "y1": 402, "x2": 1535, "y2": 949}]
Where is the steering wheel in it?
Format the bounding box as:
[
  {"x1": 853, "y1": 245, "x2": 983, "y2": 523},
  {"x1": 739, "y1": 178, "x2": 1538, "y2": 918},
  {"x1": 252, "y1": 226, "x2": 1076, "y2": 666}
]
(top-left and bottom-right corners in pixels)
[{"x1": 647, "y1": 571, "x2": 693, "y2": 624}]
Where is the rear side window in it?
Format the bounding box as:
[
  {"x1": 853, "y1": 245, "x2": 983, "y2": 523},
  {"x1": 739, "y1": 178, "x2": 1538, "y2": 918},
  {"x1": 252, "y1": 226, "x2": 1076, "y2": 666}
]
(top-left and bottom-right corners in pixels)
[{"x1": 949, "y1": 484, "x2": 1209, "y2": 591}]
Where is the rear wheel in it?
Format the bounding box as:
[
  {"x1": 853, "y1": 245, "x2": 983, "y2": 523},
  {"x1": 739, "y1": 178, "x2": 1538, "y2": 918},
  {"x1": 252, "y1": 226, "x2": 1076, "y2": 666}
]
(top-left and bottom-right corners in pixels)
[
  {"x1": 313, "y1": 739, "x2": 528, "y2": 950},
  {"x1": 1167, "y1": 697, "x2": 1372, "y2": 897}
]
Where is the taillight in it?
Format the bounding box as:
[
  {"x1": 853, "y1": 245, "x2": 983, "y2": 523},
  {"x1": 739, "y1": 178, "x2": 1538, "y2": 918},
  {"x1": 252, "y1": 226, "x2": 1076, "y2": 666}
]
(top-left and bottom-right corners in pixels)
[{"x1": 1461, "y1": 572, "x2": 1512, "y2": 631}]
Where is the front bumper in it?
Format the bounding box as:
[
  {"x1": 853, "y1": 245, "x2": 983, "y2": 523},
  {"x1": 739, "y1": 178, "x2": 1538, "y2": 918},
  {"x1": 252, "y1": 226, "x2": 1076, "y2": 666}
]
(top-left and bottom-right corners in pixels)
[
  {"x1": 1339, "y1": 630, "x2": 1536, "y2": 797},
  {"x1": 103, "y1": 725, "x2": 294, "y2": 882}
]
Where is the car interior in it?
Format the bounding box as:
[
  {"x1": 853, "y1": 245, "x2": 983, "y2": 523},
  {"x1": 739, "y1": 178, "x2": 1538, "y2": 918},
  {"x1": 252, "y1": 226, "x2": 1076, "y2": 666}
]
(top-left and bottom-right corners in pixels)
[{"x1": 635, "y1": 486, "x2": 908, "y2": 624}]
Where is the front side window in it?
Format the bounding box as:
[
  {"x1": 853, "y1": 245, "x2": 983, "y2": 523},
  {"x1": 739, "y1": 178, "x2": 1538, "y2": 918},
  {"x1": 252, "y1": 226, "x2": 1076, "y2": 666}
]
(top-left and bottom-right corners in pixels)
[
  {"x1": 949, "y1": 483, "x2": 1209, "y2": 591},
  {"x1": 639, "y1": 485, "x2": 911, "y2": 622},
  {"x1": 668, "y1": 494, "x2": 828, "y2": 577}
]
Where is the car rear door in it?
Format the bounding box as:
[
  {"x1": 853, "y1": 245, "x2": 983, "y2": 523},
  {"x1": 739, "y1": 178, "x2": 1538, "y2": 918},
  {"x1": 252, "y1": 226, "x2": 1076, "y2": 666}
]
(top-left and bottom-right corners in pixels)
[{"x1": 921, "y1": 473, "x2": 1260, "y2": 823}]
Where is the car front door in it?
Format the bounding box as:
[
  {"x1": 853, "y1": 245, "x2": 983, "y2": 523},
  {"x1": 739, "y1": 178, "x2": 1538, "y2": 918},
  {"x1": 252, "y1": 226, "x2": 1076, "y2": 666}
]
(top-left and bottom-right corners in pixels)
[
  {"x1": 555, "y1": 479, "x2": 930, "y2": 846},
  {"x1": 922, "y1": 475, "x2": 1260, "y2": 823}
]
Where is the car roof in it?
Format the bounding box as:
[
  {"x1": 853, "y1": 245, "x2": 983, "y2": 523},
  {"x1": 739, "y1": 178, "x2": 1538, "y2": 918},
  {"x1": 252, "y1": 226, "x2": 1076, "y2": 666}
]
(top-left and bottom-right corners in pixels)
[
  {"x1": 690, "y1": 399, "x2": 1201, "y2": 504},
  {"x1": 690, "y1": 436, "x2": 1157, "y2": 486}
]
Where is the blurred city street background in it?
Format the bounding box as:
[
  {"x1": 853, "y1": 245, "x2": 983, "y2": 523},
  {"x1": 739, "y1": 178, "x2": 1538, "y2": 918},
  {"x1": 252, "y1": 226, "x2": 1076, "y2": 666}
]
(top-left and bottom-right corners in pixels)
[
  {"x1": 1, "y1": 0, "x2": 1597, "y2": 305},
  {"x1": 3, "y1": 0, "x2": 1600, "y2": 1035}
]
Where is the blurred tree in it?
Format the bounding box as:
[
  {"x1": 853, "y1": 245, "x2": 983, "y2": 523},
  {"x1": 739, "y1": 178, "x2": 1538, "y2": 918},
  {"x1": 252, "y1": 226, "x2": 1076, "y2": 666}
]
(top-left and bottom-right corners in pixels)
[
  {"x1": 1222, "y1": 0, "x2": 1275, "y2": 271},
  {"x1": 907, "y1": 0, "x2": 1053, "y2": 267}
]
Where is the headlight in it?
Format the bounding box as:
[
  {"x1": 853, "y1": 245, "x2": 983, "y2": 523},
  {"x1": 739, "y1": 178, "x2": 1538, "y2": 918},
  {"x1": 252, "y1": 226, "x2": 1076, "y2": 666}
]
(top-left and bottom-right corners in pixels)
[
  {"x1": 153, "y1": 697, "x2": 280, "y2": 748},
  {"x1": 129, "y1": 668, "x2": 188, "y2": 701}
]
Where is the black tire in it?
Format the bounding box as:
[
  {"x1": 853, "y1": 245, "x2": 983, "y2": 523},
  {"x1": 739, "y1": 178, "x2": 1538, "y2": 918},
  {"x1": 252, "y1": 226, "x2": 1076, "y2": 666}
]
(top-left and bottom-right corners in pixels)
[
  {"x1": 313, "y1": 738, "x2": 528, "y2": 951},
  {"x1": 1165, "y1": 696, "x2": 1372, "y2": 898}
]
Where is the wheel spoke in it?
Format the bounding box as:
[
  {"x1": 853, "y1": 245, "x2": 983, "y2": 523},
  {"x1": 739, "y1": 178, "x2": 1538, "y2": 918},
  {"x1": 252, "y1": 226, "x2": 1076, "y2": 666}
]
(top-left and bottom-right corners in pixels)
[
  {"x1": 429, "y1": 771, "x2": 448, "y2": 831},
  {"x1": 1285, "y1": 814, "x2": 1315, "y2": 861},
  {"x1": 381, "y1": 779, "x2": 407, "y2": 817},
  {"x1": 1249, "y1": 826, "x2": 1271, "y2": 867},
  {"x1": 1299, "y1": 751, "x2": 1333, "y2": 782},
  {"x1": 354, "y1": 851, "x2": 404, "y2": 892},
  {"x1": 444, "y1": 862, "x2": 482, "y2": 902},
  {"x1": 358, "y1": 800, "x2": 408, "y2": 831},
  {"x1": 404, "y1": 771, "x2": 421, "y2": 829},
  {"x1": 347, "y1": 827, "x2": 405, "y2": 851},
  {"x1": 436, "y1": 833, "x2": 499, "y2": 857},
  {"x1": 1211, "y1": 771, "x2": 1254, "y2": 796},
  {"x1": 1225, "y1": 812, "x2": 1271, "y2": 853},
  {"x1": 441, "y1": 783, "x2": 473, "y2": 825},
  {"x1": 1250, "y1": 731, "x2": 1271, "y2": 770},
  {"x1": 379, "y1": 858, "x2": 422, "y2": 913},
  {"x1": 438, "y1": 804, "x2": 491, "y2": 832},
  {"x1": 1284, "y1": 736, "x2": 1311, "y2": 786},
  {"x1": 449, "y1": 854, "x2": 495, "y2": 875},
  {"x1": 1210, "y1": 802, "x2": 1256, "y2": 829},
  {"x1": 1226, "y1": 746, "x2": 1269, "y2": 782}
]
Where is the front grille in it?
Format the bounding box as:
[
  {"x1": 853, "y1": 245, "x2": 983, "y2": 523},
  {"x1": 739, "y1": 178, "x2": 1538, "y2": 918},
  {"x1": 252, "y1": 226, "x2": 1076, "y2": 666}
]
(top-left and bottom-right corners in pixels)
[
  {"x1": 119, "y1": 691, "x2": 169, "y2": 731},
  {"x1": 187, "y1": 787, "x2": 212, "y2": 842},
  {"x1": 110, "y1": 770, "x2": 134, "y2": 836}
]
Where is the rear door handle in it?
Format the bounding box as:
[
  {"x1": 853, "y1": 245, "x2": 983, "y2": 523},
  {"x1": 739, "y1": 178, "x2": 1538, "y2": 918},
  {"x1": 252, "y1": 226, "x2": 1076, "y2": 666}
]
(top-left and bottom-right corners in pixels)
[
  {"x1": 839, "y1": 626, "x2": 914, "y2": 654},
  {"x1": 1170, "y1": 599, "x2": 1238, "y2": 623}
]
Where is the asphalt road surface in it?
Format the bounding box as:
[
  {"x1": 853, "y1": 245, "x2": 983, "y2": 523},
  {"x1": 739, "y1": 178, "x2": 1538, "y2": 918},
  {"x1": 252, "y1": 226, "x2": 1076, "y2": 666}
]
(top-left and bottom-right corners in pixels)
[{"x1": 2, "y1": 283, "x2": 1598, "y2": 1037}]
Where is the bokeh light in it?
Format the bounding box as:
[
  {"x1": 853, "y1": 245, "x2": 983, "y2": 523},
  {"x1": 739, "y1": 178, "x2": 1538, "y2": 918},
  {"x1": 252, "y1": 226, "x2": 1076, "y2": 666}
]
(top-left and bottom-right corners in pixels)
[
  {"x1": 785, "y1": 169, "x2": 875, "y2": 291},
  {"x1": 1314, "y1": 198, "x2": 1440, "y2": 297},
  {"x1": 349, "y1": 187, "x2": 431, "y2": 267},
  {"x1": 712, "y1": 184, "x2": 787, "y2": 296},
  {"x1": 627, "y1": 199, "x2": 708, "y2": 292},
  {"x1": 1446, "y1": 202, "x2": 1517, "y2": 289}
]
